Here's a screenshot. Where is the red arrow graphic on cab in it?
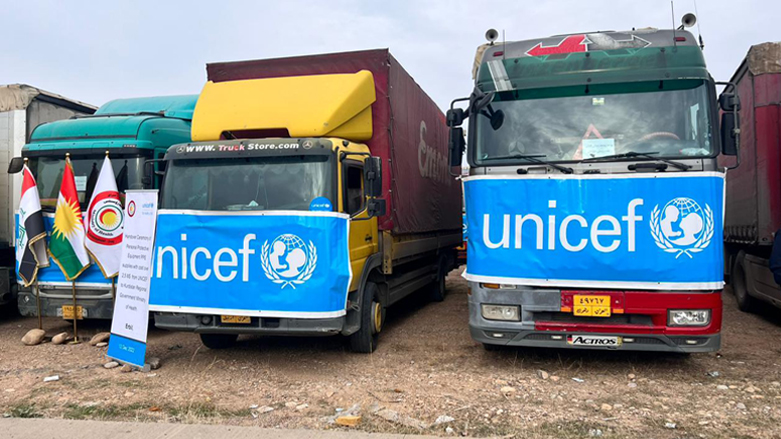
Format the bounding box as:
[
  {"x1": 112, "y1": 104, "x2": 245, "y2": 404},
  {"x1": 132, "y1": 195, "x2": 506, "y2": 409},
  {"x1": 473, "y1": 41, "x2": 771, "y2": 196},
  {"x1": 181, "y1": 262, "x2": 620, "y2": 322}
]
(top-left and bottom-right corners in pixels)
[{"x1": 526, "y1": 35, "x2": 589, "y2": 56}]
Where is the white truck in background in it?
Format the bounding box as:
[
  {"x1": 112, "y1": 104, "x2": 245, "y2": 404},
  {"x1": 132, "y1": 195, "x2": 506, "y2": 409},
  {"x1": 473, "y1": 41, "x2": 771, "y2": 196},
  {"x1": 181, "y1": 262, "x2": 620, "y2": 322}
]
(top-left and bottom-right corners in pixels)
[{"x1": 0, "y1": 84, "x2": 96, "y2": 307}]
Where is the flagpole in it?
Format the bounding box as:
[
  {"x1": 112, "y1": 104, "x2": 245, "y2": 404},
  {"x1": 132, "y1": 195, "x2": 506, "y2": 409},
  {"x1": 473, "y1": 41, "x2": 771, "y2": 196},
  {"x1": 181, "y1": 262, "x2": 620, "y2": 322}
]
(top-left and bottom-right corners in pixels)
[
  {"x1": 35, "y1": 279, "x2": 42, "y2": 330},
  {"x1": 71, "y1": 280, "x2": 79, "y2": 343},
  {"x1": 111, "y1": 277, "x2": 116, "y2": 302}
]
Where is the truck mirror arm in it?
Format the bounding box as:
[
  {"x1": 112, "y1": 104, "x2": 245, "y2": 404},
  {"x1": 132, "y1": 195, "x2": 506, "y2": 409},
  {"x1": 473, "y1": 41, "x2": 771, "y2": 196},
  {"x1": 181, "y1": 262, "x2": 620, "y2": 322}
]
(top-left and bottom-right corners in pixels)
[
  {"x1": 142, "y1": 158, "x2": 166, "y2": 186},
  {"x1": 447, "y1": 97, "x2": 471, "y2": 177}
]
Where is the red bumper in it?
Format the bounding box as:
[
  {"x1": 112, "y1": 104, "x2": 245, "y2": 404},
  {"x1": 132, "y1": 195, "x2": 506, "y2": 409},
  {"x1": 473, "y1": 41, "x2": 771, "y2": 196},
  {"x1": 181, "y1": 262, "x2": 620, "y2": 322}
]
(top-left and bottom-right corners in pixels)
[{"x1": 535, "y1": 290, "x2": 722, "y2": 336}]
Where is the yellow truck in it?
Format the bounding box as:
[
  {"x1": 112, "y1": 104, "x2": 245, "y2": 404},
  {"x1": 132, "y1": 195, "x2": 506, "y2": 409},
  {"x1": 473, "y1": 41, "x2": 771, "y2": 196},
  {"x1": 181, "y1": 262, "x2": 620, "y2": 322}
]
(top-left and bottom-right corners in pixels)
[{"x1": 150, "y1": 50, "x2": 462, "y2": 352}]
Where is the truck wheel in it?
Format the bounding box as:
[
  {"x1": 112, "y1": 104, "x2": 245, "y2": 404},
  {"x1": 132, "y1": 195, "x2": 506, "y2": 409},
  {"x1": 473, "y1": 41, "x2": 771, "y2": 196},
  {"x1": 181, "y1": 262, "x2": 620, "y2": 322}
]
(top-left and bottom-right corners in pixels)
[
  {"x1": 199, "y1": 333, "x2": 238, "y2": 349},
  {"x1": 429, "y1": 256, "x2": 449, "y2": 302},
  {"x1": 731, "y1": 257, "x2": 757, "y2": 312},
  {"x1": 349, "y1": 282, "x2": 382, "y2": 353}
]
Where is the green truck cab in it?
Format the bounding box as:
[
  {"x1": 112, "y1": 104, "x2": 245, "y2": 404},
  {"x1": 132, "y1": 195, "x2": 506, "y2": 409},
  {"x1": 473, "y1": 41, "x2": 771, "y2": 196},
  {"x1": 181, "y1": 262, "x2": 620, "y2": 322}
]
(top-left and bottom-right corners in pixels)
[{"x1": 16, "y1": 95, "x2": 197, "y2": 319}]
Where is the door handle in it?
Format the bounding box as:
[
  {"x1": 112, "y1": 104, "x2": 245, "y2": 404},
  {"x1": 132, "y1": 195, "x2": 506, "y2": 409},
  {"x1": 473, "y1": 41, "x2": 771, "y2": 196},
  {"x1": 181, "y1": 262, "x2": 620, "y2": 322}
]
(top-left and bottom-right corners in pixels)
[{"x1": 364, "y1": 235, "x2": 373, "y2": 242}]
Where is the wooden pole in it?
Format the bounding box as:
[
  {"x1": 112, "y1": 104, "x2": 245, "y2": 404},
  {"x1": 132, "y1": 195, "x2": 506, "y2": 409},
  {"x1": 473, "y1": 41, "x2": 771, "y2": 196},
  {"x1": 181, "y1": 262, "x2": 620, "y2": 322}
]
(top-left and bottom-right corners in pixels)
[
  {"x1": 35, "y1": 279, "x2": 42, "y2": 330},
  {"x1": 71, "y1": 280, "x2": 79, "y2": 343},
  {"x1": 111, "y1": 277, "x2": 116, "y2": 302}
]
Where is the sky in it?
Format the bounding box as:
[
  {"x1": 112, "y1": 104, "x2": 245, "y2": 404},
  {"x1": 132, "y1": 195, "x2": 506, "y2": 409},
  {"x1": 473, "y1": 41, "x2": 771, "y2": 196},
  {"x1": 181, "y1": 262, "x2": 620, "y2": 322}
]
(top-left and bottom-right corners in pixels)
[{"x1": 2, "y1": 0, "x2": 779, "y2": 111}]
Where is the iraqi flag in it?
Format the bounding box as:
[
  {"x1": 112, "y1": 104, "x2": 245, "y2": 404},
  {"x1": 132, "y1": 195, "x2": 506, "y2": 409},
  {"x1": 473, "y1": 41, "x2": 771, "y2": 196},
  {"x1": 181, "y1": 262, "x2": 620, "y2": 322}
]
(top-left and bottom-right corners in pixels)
[
  {"x1": 15, "y1": 164, "x2": 49, "y2": 286},
  {"x1": 49, "y1": 156, "x2": 91, "y2": 281},
  {"x1": 85, "y1": 156, "x2": 123, "y2": 278}
]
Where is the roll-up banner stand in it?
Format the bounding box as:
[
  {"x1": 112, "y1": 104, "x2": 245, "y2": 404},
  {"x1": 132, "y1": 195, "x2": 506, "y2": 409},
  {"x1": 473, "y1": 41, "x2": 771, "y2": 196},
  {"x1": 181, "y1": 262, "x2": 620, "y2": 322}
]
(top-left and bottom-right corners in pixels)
[{"x1": 107, "y1": 190, "x2": 158, "y2": 368}]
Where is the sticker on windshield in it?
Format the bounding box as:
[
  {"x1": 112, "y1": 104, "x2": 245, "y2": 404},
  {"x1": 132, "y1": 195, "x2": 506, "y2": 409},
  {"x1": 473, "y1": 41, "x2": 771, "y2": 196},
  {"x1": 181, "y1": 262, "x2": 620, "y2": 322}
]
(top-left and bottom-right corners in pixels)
[
  {"x1": 581, "y1": 138, "x2": 615, "y2": 159},
  {"x1": 74, "y1": 175, "x2": 88, "y2": 192},
  {"x1": 310, "y1": 197, "x2": 333, "y2": 212}
]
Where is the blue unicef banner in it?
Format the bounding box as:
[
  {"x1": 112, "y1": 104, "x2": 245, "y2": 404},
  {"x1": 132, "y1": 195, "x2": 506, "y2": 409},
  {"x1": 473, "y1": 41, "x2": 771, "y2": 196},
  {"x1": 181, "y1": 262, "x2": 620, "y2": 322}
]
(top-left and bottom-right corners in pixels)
[
  {"x1": 463, "y1": 173, "x2": 725, "y2": 290},
  {"x1": 15, "y1": 214, "x2": 110, "y2": 286},
  {"x1": 149, "y1": 210, "x2": 352, "y2": 318}
]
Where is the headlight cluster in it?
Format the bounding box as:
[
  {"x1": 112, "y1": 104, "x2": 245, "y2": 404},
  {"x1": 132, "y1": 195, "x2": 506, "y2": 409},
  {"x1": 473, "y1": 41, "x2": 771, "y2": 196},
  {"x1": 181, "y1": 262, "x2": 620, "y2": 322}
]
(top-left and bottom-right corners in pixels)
[
  {"x1": 481, "y1": 304, "x2": 520, "y2": 321},
  {"x1": 668, "y1": 309, "x2": 710, "y2": 326}
]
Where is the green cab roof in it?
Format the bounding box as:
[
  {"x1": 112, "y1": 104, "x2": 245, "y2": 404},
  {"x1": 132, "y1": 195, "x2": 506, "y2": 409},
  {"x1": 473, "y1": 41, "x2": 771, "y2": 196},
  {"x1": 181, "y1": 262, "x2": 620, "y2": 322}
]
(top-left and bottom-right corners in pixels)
[
  {"x1": 25, "y1": 95, "x2": 197, "y2": 153},
  {"x1": 476, "y1": 29, "x2": 709, "y2": 92},
  {"x1": 95, "y1": 94, "x2": 198, "y2": 119}
]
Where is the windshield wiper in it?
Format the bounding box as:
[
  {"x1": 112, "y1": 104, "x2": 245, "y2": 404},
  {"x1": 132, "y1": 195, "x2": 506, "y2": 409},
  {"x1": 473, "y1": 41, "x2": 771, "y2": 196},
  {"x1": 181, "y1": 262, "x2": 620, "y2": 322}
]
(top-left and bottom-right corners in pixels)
[
  {"x1": 582, "y1": 151, "x2": 690, "y2": 171},
  {"x1": 481, "y1": 154, "x2": 574, "y2": 174}
]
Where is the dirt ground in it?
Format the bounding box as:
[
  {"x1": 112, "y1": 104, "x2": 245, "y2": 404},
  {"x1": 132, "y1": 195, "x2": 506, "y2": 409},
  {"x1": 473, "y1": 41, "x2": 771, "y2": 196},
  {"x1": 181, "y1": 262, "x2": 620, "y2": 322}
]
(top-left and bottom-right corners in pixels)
[{"x1": 1, "y1": 268, "x2": 780, "y2": 439}]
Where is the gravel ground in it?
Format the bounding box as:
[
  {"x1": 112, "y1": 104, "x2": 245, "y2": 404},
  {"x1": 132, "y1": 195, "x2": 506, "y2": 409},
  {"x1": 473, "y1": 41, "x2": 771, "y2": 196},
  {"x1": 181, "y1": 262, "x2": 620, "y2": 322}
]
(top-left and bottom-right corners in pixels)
[{"x1": 1, "y1": 267, "x2": 780, "y2": 438}]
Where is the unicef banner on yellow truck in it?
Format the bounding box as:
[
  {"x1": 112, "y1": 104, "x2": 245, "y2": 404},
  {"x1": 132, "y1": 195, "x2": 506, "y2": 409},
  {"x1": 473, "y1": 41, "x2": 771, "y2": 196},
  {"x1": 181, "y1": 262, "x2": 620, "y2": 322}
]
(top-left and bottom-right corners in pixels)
[
  {"x1": 149, "y1": 210, "x2": 352, "y2": 318},
  {"x1": 463, "y1": 173, "x2": 725, "y2": 290}
]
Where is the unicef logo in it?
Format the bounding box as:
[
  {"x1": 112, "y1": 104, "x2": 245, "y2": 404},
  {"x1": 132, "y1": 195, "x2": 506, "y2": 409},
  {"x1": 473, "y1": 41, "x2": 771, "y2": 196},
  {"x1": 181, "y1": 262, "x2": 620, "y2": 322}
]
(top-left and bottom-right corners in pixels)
[
  {"x1": 650, "y1": 197, "x2": 714, "y2": 259},
  {"x1": 260, "y1": 234, "x2": 318, "y2": 289}
]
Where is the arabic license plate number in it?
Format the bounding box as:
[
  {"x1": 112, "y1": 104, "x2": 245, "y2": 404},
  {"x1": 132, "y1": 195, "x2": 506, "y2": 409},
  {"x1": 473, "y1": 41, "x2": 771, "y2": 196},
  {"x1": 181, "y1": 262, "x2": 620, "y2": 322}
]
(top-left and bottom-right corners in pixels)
[
  {"x1": 220, "y1": 315, "x2": 251, "y2": 324},
  {"x1": 568, "y1": 335, "x2": 622, "y2": 347},
  {"x1": 61, "y1": 305, "x2": 84, "y2": 320},
  {"x1": 573, "y1": 295, "x2": 611, "y2": 317}
]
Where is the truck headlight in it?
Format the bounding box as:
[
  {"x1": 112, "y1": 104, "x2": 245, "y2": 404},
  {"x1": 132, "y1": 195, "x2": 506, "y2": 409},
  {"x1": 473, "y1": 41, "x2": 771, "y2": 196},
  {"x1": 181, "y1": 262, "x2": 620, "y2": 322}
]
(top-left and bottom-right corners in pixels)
[
  {"x1": 668, "y1": 309, "x2": 710, "y2": 326},
  {"x1": 481, "y1": 304, "x2": 520, "y2": 321}
]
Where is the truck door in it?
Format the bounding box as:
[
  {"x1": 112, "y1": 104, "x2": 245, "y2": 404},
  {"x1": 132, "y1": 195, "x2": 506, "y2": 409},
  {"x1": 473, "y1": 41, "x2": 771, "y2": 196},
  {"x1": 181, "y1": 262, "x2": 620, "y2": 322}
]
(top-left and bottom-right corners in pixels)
[{"x1": 343, "y1": 160, "x2": 378, "y2": 290}]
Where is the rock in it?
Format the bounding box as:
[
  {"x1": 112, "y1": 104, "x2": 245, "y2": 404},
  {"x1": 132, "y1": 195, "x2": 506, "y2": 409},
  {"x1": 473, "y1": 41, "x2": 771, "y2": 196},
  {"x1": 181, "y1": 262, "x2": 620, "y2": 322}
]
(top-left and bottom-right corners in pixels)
[
  {"x1": 433, "y1": 415, "x2": 455, "y2": 426},
  {"x1": 43, "y1": 375, "x2": 60, "y2": 382},
  {"x1": 95, "y1": 342, "x2": 108, "y2": 347},
  {"x1": 258, "y1": 406, "x2": 274, "y2": 414},
  {"x1": 89, "y1": 332, "x2": 111, "y2": 346},
  {"x1": 368, "y1": 402, "x2": 382, "y2": 414},
  {"x1": 52, "y1": 332, "x2": 71, "y2": 345},
  {"x1": 572, "y1": 378, "x2": 585, "y2": 383},
  {"x1": 589, "y1": 428, "x2": 603, "y2": 437},
  {"x1": 284, "y1": 402, "x2": 297, "y2": 408},
  {"x1": 627, "y1": 373, "x2": 636, "y2": 380},
  {"x1": 600, "y1": 403, "x2": 612, "y2": 412},
  {"x1": 664, "y1": 422, "x2": 677, "y2": 429},
  {"x1": 445, "y1": 427, "x2": 455, "y2": 434},
  {"x1": 717, "y1": 385, "x2": 729, "y2": 391},
  {"x1": 147, "y1": 357, "x2": 162, "y2": 370},
  {"x1": 120, "y1": 364, "x2": 132, "y2": 373},
  {"x1": 536, "y1": 370, "x2": 550, "y2": 380},
  {"x1": 249, "y1": 404, "x2": 259, "y2": 409},
  {"x1": 550, "y1": 376, "x2": 560, "y2": 382},
  {"x1": 736, "y1": 403, "x2": 747, "y2": 410},
  {"x1": 706, "y1": 371, "x2": 720, "y2": 378},
  {"x1": 295, "y1": 404, "x2": 308, "y2": 411},
  {"x1": 495, "y1": 379, "x2": 509, "y2": 386},
  {"x1": 103, "y1": 361, "x2": 120, "y2": 369},
  {"x1": 500, "y1": 386, "x2": 516, "y2": 394},
  {"x1": 744, "y1": 386, "x2": 759, "y2": 393},
  {"x1": 628, "y1": 382, "x2": 637, "y2": 388},
  {"x1": 376, "y1": 408, "x2": 428, "y2": 429},
  {"x1": 335, "y1": 415, "x2": 361, "y2": 426},
  {"x1": 22, "y1": 329, "x2": 46, "y2": 346}
]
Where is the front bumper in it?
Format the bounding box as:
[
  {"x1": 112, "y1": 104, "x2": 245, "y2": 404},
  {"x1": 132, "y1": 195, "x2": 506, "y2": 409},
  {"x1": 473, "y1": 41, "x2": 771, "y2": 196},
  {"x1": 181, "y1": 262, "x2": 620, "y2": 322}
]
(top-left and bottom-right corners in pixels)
[
  {"x1": 154, "y1": 312, "x2": 345, "y2": 336},
  {"x1": 18, "y1": 287, "x2": 115, "y2": 319},
  {"x1": 468, "y1": 282, "x2": 722, "y2": 353}
]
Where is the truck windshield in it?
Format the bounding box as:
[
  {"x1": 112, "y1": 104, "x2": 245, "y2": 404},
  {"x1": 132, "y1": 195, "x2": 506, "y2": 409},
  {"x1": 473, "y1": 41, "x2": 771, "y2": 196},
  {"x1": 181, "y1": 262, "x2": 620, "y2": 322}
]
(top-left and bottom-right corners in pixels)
[
  {"x1": 27, "y1": 155, "x2": 146, "y2": 210},
  {"x1": 161, "y1": 155, "x2": 334, "y2": 211},
  {"x1": 474, "y1": 81, "x2": 714, "y2": 165}
]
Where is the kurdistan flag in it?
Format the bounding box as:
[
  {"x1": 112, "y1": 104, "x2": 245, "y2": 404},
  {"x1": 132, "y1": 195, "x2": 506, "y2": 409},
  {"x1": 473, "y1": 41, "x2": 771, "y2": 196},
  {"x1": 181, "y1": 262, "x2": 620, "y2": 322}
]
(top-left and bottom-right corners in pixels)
[
  {"x1": 85, "y1": 156, "x2": 123, "y2": 278},
  {"x1": 49, "y1": 156, "x2": 91, "y2": 280}
]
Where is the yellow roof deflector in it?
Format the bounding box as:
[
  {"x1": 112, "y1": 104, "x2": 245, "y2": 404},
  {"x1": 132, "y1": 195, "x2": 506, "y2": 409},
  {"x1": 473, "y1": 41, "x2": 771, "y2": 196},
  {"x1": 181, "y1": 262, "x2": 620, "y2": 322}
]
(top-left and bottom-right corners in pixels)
[{"x1": 191, "y1": 70, "x2": 376, "y2": 142}]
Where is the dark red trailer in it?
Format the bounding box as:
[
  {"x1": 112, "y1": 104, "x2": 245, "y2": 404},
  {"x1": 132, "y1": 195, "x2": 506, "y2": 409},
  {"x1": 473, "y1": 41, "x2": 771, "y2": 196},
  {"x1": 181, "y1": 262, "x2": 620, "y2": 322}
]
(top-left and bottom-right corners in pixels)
[{"x1": 724, "y1": 42, "x2": 781, "y2": 311}]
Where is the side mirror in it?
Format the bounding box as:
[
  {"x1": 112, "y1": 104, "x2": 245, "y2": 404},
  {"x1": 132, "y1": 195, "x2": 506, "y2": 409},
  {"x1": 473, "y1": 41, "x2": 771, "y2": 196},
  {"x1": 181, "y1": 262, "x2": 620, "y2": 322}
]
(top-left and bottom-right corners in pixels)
[
  {"x1": 721, "y1": 112, "x2": 739, "y2": 156},
  {"x1": 719, "y1": 93, "x2": 740, "y2": 112},
  {"x1": 364, "y1": 156, "x2": 383, "y2": 197},
  {"x1": 446, "y1": 108, "x2": 466, "y2": 127},
  {"x1": 449, "y1": 127, "x2": 466, "y2": 167},
  {"x1": 367, "y1": 198, "x2": 386, "y2": 218},
  {"x1": 143, "y1": 158, "x2": 166, "y2": 187},
  {"x1": 7, "y1": 157, "x2": 24, "y2": 174},
  {"x1": 490, "y1": 109, "x2": 505, "y2": 131}
]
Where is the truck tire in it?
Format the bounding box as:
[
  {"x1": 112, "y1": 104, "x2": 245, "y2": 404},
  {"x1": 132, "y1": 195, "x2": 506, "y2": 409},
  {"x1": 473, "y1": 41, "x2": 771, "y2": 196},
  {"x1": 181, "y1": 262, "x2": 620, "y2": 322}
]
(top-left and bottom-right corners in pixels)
[
  {"x1": 429, "y1": 255, "x2": 449, "y2": 302},
  {"x1": 199, "y1": 333, "x2": 238, "y2": 349},
  {"x1": 349, "y1": 282, "x2": 382, "y2": 353},
  {"x1": 731, "y1": 256, "x2": 757, "y2": 313}
]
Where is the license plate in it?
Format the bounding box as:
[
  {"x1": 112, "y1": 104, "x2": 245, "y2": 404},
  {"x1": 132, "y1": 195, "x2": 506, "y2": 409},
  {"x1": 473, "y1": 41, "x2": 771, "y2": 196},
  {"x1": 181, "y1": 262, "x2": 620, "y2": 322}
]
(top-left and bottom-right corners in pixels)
[
  {"x1": 567, "y1": 335, "x2": 622, "y2": 347},
  {"x1": 61, "y1": 305, "x2": 84, "y2": 320},
  {"x1": 220, "y1": 315, "x2": 251, "y2": 324},
  {"x1": 573, "y1": 295, "x2": 611, "y2": 317}
]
